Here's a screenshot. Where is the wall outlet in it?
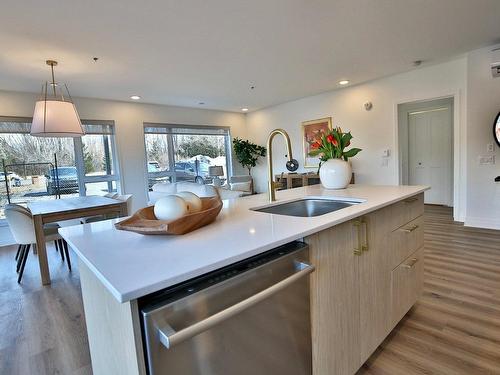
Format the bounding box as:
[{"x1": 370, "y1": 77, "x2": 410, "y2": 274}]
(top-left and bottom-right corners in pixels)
[
  {"x1": 487, "y1": 143, "x2": 495, "y2": 152},
  {"x1": 381, "y1": 157, "x2": 389, "y2": 167},
  {"x1": 479, "y1": 155, "x2": 495, "y2": 165}
]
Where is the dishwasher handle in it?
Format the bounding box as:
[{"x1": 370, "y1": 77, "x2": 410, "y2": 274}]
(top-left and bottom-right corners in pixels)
[{"x1": 157, "y1": 261, "x2": 315, "y2": 349}]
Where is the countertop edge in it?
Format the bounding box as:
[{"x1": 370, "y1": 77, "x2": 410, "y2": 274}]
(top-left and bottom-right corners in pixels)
[{"x1": 60, "y1": 186, "x2": 429, "y2": 303}]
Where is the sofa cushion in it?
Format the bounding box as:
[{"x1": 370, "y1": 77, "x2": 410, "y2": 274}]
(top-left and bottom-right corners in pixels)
[
  {"x1": 151, "y1": 182, "x2": 177, "y2": 194},
  {"x1": 175, "y1": 182, "x2": 215, "y2": 197},
  {"x1": 230, "y1": 181, "x2": 252, "y2": 192},
  {"x1": 151, "y1": 182, "x2": 217, "y2": 198}
]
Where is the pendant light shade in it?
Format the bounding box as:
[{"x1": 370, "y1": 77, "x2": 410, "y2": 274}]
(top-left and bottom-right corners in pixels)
[{"x1": 31, "y1": 60, "x2": 84, "y2": 137}]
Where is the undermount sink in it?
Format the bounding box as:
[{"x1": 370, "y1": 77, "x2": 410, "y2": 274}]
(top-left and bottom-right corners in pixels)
[{"x1": 252, "y1": 197, "x2": 362, "y2": 217}]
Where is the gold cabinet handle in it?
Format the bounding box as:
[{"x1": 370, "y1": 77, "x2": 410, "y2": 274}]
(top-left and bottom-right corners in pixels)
[
  {"x1": 403, "y1": 197, "x2": 419, "y2": 203},
  {"x1": 401, "y1": 224, "x2": 419, "y2": 233},
  {"x1": 361, "y1": 219, "x2": 369, "y2": 252},
  {"x1": 353, "y1": 221, "x2": 362, "y2": 256},
  {"x1": 402, "y1": 258, "x2": 419, "y2": 269}
]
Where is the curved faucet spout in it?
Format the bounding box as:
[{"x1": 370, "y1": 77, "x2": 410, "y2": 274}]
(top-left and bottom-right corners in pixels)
[{"x1": 266, "y1": 129, "x2": 293, "y2": 202}]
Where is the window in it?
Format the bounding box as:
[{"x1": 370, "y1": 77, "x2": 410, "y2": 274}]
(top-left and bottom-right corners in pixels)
[
  {"x1": 144, "y1": 124, "x2": 231, "y2": 190},
  {"x1": 75, "y1": 121, "x2": 121, "y2": 196},
  {"x1": 0, "y1": 117, "x2": 120, "y2": 220}
]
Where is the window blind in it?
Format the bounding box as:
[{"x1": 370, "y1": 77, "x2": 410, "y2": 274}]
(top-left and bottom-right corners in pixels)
[
  {"x1": 144, "y1": 123, "x2": 230, "y2": 136},
  {"x1": 0, "y1": 117, "x2": 114, "y2": 135}
]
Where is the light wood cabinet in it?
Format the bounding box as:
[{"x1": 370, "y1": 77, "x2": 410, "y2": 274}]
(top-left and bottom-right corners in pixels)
[
  {"x1": 357, "y1": 206, "x2": 393, "y2": 362},
  {"x1": 391, "y1": 247, "x2": 424, "y2": 326},
  {"x1": 306, "y1": 220, "x2": 361, "y2": 375},
  {"x1": 307, "y1": 193, "x2": 424, "y2": 375}
]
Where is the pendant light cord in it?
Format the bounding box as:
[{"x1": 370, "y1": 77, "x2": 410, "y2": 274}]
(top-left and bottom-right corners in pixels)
[{"x1": 50, "y1": 63, "x2": 57, "y2": 96}]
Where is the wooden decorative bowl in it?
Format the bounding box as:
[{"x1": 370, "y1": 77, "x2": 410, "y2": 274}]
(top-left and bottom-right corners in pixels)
[{"x1": 114, "y1": 195, "x2": 223, "y2": 235}]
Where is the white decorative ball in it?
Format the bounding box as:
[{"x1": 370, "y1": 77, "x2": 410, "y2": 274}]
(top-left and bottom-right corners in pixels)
[
  {"x1": 176, "y1": 191, "x2": 202, "y2": 213},
  {"x1": 154, "y1": 196, "x2": 188, "y2": 221}
]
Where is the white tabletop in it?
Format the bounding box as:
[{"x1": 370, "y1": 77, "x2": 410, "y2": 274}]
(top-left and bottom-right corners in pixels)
[
  {"x1": 28, "y1": 196, "x2": 120, "y2": 216},
  {"x1": 59, "y1": 184, "x2": 428, "y2": 303}
]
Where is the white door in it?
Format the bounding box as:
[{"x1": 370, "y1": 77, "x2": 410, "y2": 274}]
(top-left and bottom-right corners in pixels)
[{"x1": 408, "y1": 107, "x2": 452, "y2": 205}]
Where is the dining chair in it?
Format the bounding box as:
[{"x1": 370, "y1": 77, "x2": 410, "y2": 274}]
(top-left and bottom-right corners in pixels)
[
  {"x1": 115, "y1": 194, "x2": 132, "y2": 216},
  {"x1": 55, "y1": 193, "x2": 118, "y2": 228},
  {"x1": 85, "y1": 194, "x2": 133, "y2": 223},
  {"x1": 5, "y1": 204, "x2": 72, "y2": 283}
]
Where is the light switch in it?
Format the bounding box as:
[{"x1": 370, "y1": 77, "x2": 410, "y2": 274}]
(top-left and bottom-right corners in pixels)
[
  {"x1": 487, "y1": 143, "x2": 495, "y2": 152},
  {"x1": 382, "y1": 149, "x2": 390, "y2": 157}
]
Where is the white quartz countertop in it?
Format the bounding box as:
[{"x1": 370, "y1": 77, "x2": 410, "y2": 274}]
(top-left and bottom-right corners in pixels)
[{"x1": 59, "y1": 184, "x2": 428, "y2": 303}]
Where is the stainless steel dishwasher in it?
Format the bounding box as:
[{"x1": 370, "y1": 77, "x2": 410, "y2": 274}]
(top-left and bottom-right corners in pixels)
[{"x1": 140, "y1": 241, "x2": 313, "y2": 375}]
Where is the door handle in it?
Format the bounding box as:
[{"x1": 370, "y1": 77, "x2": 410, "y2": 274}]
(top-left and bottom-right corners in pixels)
[
  {"x1": 401, "y1": 224, "x2": 419, "y2": 233},
  {"x1": 402, "y1": 258, "x2": 419, "y2": 269},
  {"x1": 403, "y1": 197, "x2": 419, "y2": 204},
  {"x1": 361, "y1": 219, "x2": 368, "y2": 252},
  {"x1": 157, "y1": 261, "x2": 315, "y2": 349},
  {"x1": 353, "y1": 221, "x2": 362, "y2": 255}
]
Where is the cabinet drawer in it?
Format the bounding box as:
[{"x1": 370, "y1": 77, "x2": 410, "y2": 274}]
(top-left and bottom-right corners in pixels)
[
  {"x1": 389, "y1": 193, "x2": 424, "y2": 231},
  {"x1": 391, "y1": 248, "x2": 424, "y2": 326},
  {"x1": 389, "y1": 216, "x2": 424, "y2": 269}
]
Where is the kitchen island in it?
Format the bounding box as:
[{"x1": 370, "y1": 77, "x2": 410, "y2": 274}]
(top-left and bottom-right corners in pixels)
[{"x1": 59, "y1": 184, "x2": 428, "y2": 375}]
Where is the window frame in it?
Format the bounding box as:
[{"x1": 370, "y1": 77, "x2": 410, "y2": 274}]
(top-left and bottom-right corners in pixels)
[
  {"x1": 74, "y1": 120, "x2": 121, "y2": 196},
  {"x1": 0, "y1": 116, "x2": 121, "y2": 197},
  {"x1": 143, "y1": 122, "x2": 233, "y2": 192}
]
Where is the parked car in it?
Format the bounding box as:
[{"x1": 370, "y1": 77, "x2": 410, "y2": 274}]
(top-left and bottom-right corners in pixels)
[
  {"x1": 147, "y1": 162, "x2": 169, "y2": 189},
  {"x1": 175, "y1": 161, "x2": 208, "y2": 184},
  {"x1": 0, "y1": 172, "x2": 22, "y2": 187},
  {"x1": 46, "y1": 167, "x2": 79, "y2": 195}
]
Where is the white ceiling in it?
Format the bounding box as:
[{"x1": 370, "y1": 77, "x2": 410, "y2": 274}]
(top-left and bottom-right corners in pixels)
[{"x1": 1, "y1": 0, "x2": 500, "y2": 112}]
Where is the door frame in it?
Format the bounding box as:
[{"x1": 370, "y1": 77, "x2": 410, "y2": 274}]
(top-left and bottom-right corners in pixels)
[
  {"x1": 402, "y1": 98, "x2": 453, "y2": 206},
  {"x1": 393, "y1": 91, "x2": 465, "y2": 222}
]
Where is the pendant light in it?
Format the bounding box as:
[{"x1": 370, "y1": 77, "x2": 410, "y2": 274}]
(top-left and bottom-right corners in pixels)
[{"x1": 31, "y1": 60, "x2": 84, "y2": 137}]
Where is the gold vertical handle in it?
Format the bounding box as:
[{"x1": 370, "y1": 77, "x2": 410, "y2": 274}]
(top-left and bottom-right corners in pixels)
[
  {"x1": 353, "y1": 221, "x2": 362, "y2": 256},
  {"x1": 361, "y1": 219, "x2": 369, "y2": 252}
]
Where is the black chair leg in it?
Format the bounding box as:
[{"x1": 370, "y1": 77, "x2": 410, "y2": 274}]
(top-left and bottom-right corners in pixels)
[
  {"x1": 54, "y1": 240, "x2": 59, "y2": 252},
  {"x1": 17, "y1": 244, "x2": 30, "y2": 283},
  {"x1": 16, "y1": 245, "x2": 26, "y2": 272},
  {"x1": 15, "y1": 245, "x2": 22, "y2": 261},
  {"x1": 62, "y1": 240, "x2": 71, "y2": 271},
  {"x1": 57, "y1": 239, "x2": 65, "y2": 262}
]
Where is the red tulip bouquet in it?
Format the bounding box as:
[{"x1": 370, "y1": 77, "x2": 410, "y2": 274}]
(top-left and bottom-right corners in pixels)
[{"x1": 308, "y1": 127, "x2": 362, "y2": 162}]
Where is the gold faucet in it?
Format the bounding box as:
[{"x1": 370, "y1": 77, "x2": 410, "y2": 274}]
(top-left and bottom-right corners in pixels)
[{"x1": 266, "y1": 129, "x2": 294, "y2": 202}]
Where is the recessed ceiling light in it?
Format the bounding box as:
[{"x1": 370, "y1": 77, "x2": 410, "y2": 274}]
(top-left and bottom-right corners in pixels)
[
  {"x1": 130, "y1": 95, "x2": 141, "y2": 100},
  {"x1": 241, "y1": 108, "x2": 249, "y2": 112},
  {"x1": 339, "y1": 80, "x2": 349, "y2": 85}
]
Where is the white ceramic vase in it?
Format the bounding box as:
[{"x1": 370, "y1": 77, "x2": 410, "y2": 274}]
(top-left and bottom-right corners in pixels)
[{"x1": 319, "y1": 159, "x2": 352, "y2": 189}]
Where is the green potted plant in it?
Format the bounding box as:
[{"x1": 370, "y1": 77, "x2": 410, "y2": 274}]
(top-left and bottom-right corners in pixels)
[
  {"x1": 232, "y1": 138, "x2": 266, "y2": 175},
  {"x1": 308, "y1": 127, "x2": 362, "y2": 189}
]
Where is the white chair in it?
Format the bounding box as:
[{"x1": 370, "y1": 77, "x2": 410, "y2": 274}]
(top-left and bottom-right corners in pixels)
[
  {"x1": 5, "y1": 204, "x2": 71, "y2": 283},
  {"x1": 84, "y1": 194, "x2": 133, "y2": 223},
  {"x1": 115, "y1": 194, "x2": 132, "y2": 215},
  {"x1": 57, "y1": 193, "x2": 122, "y2": 227}
]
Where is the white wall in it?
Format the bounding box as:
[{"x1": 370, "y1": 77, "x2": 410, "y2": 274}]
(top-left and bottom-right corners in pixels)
[
  {"x1": 0, "y1": 90, "x2": 246, "y2": 210},
  {"x1": 246, "y1": 58, "x2": 467, "y2": 221},
  {"x1": 465, "y1": 45, "x2": 500, "y2": 229}
]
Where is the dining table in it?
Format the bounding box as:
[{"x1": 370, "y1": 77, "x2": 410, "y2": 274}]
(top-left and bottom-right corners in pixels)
[{"x1": 27, "y1": 195, "x2": 128, "y2": 285}]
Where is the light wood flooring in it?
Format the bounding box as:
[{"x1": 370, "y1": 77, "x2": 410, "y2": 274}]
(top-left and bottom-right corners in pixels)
[
  {"x1": 0, "y1": 242, "x2": 91, "y2": 375},
  {"x1": 0, "y1": 205, "x2": 499, "y2": 375}
]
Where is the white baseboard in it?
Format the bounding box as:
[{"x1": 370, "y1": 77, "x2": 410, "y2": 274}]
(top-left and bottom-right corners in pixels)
[{"x1": 464, "y1": 216, "x2": 500, "y2": 230}]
